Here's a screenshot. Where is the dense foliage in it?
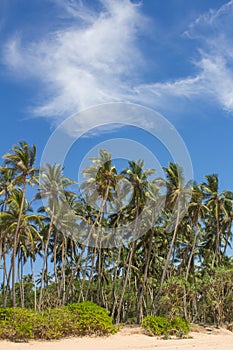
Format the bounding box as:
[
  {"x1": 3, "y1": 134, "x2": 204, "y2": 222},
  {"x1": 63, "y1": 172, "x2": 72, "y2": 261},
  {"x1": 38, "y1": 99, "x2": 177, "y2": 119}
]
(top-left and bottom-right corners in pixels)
[
  {"x1": 142, "y1": 315, "x2": 189, "y2": 337},
  {"x1": 0, "y1": 141, "x2": 233, "y2": 327},
  {"x1": 0, "y1": 302, "x2": 116, "y2": 341},
  {"x1": 142, "y1": 316, "x2": 171, "y2": 335}
]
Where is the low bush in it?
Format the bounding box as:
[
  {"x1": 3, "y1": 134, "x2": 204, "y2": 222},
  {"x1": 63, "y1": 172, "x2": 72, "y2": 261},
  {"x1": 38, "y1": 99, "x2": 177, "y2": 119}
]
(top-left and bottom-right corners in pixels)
[
  {"x1": 142, "y1": 315, "x2": 190, "y2": 337},
  {"x1": 0, "y1": 307, "x2": 36, "y2": 342},
  {"x1": 142, "y1": 316, "x2": 171, "y2": 335},
  {"x1": 170, "y1": 317, "x2": 190, "y2": 335},
  {"x1": 65, "y1": 301, "x2": 117, "y2": 336},
  {"x1": 0, "y1": 302, "x2": 117, "y2": 342}
]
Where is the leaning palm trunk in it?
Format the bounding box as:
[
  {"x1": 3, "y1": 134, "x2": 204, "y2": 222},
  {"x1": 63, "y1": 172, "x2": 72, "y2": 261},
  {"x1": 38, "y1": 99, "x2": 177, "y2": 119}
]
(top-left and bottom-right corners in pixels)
[
  {"x1": 38, "y1": 210, "x2": 54, "y2": 310},
  {"x1": 137, "y1": 231, "x2": 153, "y2": 323},
  {"x1": 182, "y1": 225, "x2": 199, "y2": 320},
  {"x1": 83, "y1": 246, "x2": 97, "y2": 302},
  {"x1": 11, "y1": 182, "x2": 26, "y2": 306},
  {"x1": 116, "y1": 203, "x2": 140, "y2": 324},
  {"x1": 80, "y1": 184, "x2": 110, "y2": 304},
  {"x1": 110, "y1": 244, "x2": 123, "y2": 318},
  {"x1": 3, "y1": 251, "x2": 12, "y2": 307},
  {"x1": 116, "y1": 240, "x2": 136, "y2": 324},
  {"x1": 64, "y1": 244, "x2": 86, "y2": 302},
  {"x1": 30, "y1": 257, "x2": 37, "y2": 311},
  {"x1": 157, "y1": 203, "x2": 181, "y2": 303},
  {"x1": 1, "y1": 238, "x2": 8, "y2": 307},
  {"x1": 53, "y1": 229, "x2": 61, "y2": 304},
  {"x1": 18, "y1": 253, "x2": 25, "y2": 308},
  {"x1": 60, "y1": 237, "x2": 67, "y2": 305}
]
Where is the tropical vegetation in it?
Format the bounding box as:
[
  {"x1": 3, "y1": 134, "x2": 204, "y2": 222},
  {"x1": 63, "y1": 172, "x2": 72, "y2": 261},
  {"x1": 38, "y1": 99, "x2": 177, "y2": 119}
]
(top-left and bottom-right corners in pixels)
[
  {"x1": 0, "y1": 301, "x2": 117, "y2": 341},
  {"x1": 0, "y1": 141, "x2": 233, "y2": 330}
]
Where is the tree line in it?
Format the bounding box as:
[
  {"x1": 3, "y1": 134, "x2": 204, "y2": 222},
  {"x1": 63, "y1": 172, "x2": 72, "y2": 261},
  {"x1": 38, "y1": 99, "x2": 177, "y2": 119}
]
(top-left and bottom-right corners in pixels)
[{"x1": 0, "y1": 141, "x2": 233, "y2": 325}]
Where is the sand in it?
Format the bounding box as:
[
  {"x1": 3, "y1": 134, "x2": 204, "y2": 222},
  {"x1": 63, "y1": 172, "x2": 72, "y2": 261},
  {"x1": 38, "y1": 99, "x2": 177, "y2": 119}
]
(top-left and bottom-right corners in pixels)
[{"x1": 1, "y1": 326, "x2": 233, "y2": 350}]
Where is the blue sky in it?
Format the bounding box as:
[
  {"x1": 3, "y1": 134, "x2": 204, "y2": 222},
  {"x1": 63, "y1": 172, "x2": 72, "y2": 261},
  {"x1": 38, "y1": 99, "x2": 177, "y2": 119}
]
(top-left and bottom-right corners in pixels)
[{"x1": 1, "y1": 0, "x2": 233, "y2": 191}]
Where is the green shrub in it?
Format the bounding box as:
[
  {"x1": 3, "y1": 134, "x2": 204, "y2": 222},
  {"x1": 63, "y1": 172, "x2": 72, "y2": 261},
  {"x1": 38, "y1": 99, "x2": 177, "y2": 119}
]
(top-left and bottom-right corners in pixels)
[
  {"x1": 142, "y1": 315, "x2": 190, "y2": 337},
  {"x1": 33, "y1": 307, "x2": 75, "y2": 340},
  {"x1": 0, "y1": 302, "x2": 117, "y2": 342},
  {"x1": 142, "y1": 316, "x2": 171, "y2": 335},
  {"x1": 66, "y1": 301, "x2": 117, "y2": 336},
  {"x1": 170, "y1": 317, "x2": 190, "y2": 335},
  {"x1": 0, "y1": 308, "x2": 36, "y2": 342}
]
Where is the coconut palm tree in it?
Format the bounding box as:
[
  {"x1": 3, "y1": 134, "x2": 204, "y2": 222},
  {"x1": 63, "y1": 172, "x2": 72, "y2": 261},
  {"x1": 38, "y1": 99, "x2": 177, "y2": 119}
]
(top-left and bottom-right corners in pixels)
[
  {"x1": 36, "y1": 163, "x2": 75, "y2": 310},
  {"x1": 157, "y1": 163, "x2": 192, "y2": 301},
  {"x1": 80, "y1": 149, "x2": 118, "y2": 304},
  {"x1": 115, "y1": 159, "x2": 155, "y2": 323},
  {"x1": 0, "y1": 189, "x2": 42, "y2": 307},
  {"x1": 0, "y1": 166, "x2": 16, "y2": 306},
  {"x1": 2, "y1": 141, "x2": 39, "y2": 306},
  {"x1": 201, "y1": 174, "x2": 233, "y2": 268}
]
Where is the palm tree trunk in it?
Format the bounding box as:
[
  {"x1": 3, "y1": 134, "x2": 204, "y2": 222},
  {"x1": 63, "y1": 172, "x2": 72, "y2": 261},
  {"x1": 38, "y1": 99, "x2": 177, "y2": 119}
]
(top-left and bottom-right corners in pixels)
[
  {"x1": 157, "y1": 203, "x2": 181, "y2": 301},
  {"x1": 116, "y1": 242, "x2": 135, "y2": 324},
  {"x1": 61, "y1": 238, "x2": 67, "y2": 305},
  {"x1": 38, "y1": 209, "x2": 54, "y2": 310},
  {"x1": 65, "y1": 244, "x2": 86, "y2": 302},
  {"x1": 137, "y1": 231, "x2": 153, "y2": 323},
  {"x1": 30, "y1": 257, "x2": 37, "y2": 311},
  {"x1": 3, "y1": 244, "x2": 9, "y2": 307},
  {"x1": 11, "y1": 181, "x2": 26, "y2": 307},
  {"x1": 18, "y1": 252, "x2": 24, "y2": 308},
  {"x1": 53, "y1": 229, "x2": 60, "y2": 303}
]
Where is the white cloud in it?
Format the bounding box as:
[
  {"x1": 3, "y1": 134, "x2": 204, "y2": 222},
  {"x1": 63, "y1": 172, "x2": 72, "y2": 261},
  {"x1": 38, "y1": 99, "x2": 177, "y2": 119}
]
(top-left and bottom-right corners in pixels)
[
  {"x1": 134, "y1": 1, "x2": 233, "y2": 114},
  {"x1": 2, "y1": 0, "x2": 233, "y2": 132},
  {"x1": 3, "y1": 0, "x2": 146, "y2": 125},
  {"x1": 136, "y1": 55, "x2": 233, "y2": 113}
]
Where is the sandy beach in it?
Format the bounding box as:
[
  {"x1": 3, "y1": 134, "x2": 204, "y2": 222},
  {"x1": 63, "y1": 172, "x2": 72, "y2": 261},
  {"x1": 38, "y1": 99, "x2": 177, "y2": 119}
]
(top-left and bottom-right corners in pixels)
[{"x1": 1, "y1": 326, "x2": 233, "y2": 350}]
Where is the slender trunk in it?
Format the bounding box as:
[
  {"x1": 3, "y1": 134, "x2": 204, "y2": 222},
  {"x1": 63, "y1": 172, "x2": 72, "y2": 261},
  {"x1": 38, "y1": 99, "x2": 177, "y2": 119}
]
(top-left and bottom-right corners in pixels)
[
  {"x1": 1, "y1": 238, "x2": 7, "y2": 307},
  {"x1": 183, "y1": 226, "x2": 199, "y2": 321},
  {"x1": 83, "y1": 246, "x2": 96, "y2": 301},
  {"x1": 65, "y1": 244, "x2": 86, "y2": 302},
  {"x1": 38, "y1": 209, "x2": 54, "y2": 310},
  {"x1": 137, "y1": 232, "x2": 153, "y2": 323},
  {"x1": 60, "y1": 238, "x2": 66, "y2": 305},
  {"x1": 186, "y1": 226, "x2": 199, "y2": 281},
  {"x1": 95, "y1": 184, "x2": 110, "y2": 305},
  {"x1": 111, "y1": 245, "x2": 123, "y2": 318},
  {"x1": 18, "y1": 253, "x2": 24, "y2": 308},
  {"x1": 116, "y1": 200, "x2": 140, "y2": 324},
  {"x1": 116, "y1": 240, "x2": 136, "y2": 324},
  {"x1": 157, "y1": 203, "x2": 181, "y2": 301},
  {"x1": 78, "y1": 184, "x2": 110, "y2": 303},
  {"x1": 212, "y1": 204, "x2": 220, "y2": 268},
  {"x1": 30, "y1": 258, "x2": 37, "y2": 311},
  {"x1": 53, "y1": 229, "x2": 60, "y2": 303},
  {"x1": 3, "y1": 261, "x2": 12, "y2": 308},
  {"x1": 11, "y1": 181, "x2": 26, "y2": 307}
]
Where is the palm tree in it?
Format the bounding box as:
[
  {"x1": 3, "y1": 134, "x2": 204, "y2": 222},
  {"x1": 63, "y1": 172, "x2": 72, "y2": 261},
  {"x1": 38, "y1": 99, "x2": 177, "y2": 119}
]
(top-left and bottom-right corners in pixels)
[
  {"x1": 157, "y1": 163, "x2": 192, "y2": 301},
  {"x1": 115, "y1": 159, "x2": 155, "y2": 323},
  {"x1": 36, "y1": 163, "x2": 75, "y2": 310},
  {"x1": 201, "y1": 174, "x2": 233, "y2": 268},
  {"x1": 0, "y1": 189, "x2": 41, "y2": 307},
  {"x1": 80, "y1": 149, "x2": 118, "y2": 304},
  {"x1": 0, "y1": 166, "x2": 16, "y2": 210},
  {"x1": 0, "y1": 166, "x2": 16, "y2": 306},
  {"x1": 185, "y1": 184, "x2": 207, "y2": 280},
  {"x1": 2, "y1": 141, "x2": 38, "y2": 306}
]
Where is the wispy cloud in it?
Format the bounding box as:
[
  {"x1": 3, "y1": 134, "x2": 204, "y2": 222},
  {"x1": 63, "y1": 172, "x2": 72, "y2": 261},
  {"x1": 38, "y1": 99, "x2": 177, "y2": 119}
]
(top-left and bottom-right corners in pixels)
[
  {"x1": 136, "y1": 55, "x2": 233, "y2": 113},
  {"x1": 2, "y1": 0, "x2": 233, "y2": 132},
  {"x1": 3, "y1": 0, "x2": 146, "y2": 126},
  {"x1": 138, "y1": 0, "x2": 233, "y2": 113}
]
